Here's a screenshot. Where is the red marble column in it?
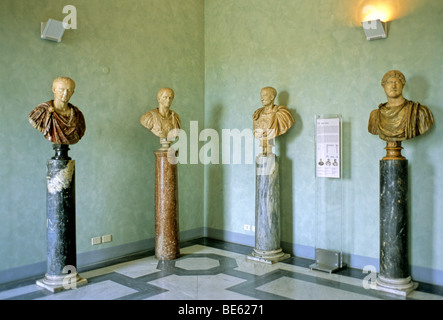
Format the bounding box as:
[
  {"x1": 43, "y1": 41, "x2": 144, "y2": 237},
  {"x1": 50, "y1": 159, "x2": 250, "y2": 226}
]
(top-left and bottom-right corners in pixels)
[{"x1": 154, "y1": 150, "x2": 180, "y2": 260}]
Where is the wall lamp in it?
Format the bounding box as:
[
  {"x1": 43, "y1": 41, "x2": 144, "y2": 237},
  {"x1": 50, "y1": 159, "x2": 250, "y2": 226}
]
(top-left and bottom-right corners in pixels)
[
  {"x1": 360, "y1": 4, "x2": 391, "y2": 41},
  {"x1": 41, "y1": 19, "x2": 65, "y2": 43},
  {"x1": 40, "y1": 6, "x2": 77, "y2": 43},
  {"x1": 362, "y1": 19, "x2": 387, "y2": 40}
]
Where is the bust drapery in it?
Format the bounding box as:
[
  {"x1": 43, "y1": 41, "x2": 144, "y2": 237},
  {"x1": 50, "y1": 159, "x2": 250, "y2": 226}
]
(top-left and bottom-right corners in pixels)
[
  {"x1": 29, "y1": 77, "x2": 86, "y2": 145},
  {"x1": 368, "y1": 70, "x2": 434, "y2": 142},
  {"x1": 29, "y1": 100, "x2": 86, "y2": 145},
  {"x1": 368, "y1": 100, "x2": 434, "y2": 142}
]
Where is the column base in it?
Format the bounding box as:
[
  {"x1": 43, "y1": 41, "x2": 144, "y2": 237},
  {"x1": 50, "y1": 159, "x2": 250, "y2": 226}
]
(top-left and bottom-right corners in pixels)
[
  {"x1": 372, "y1": 275, "x2": 418, "y2": 296},
  {"x1": 36, "y1": 272, "x2": 88, "y2": 293},
  {"x1": 247, "y1": 248, "x2": 290, "y2": 264},
  {"x1": 155, "y1": 253, "x2": 180, "y2": 261}
]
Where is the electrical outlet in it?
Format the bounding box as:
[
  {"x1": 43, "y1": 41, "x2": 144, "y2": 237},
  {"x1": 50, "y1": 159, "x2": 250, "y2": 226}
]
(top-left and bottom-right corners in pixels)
[
  {"x1": 102, "y1": 234, "x2": 112, "y2": 243},
  {"x1": 244, "y1": 224, "x2": 251, "y2": 231},
  {"x1": 91, "y1": 236, "x2": 101, "y2": 245},
  {"x1": 252, "y1": 225, "x2": 255, "y2": 232}
]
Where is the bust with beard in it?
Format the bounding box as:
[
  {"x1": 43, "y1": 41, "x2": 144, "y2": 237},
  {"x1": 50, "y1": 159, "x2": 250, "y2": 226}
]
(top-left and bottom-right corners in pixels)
[{"x1": 368, "y1": 70, "x2": 434, "y2": 142}]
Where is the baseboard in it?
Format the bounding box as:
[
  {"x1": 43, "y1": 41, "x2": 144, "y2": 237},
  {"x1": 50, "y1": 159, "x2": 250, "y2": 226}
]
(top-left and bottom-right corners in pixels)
[{"x1": 0, "y1": 227, "x2": 205, "y2": 286}]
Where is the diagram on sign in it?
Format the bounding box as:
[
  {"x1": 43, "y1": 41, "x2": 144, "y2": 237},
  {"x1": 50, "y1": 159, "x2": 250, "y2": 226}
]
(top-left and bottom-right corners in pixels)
[{"x1": 316, "y1": 117, "x2": 340, "y2": 178}]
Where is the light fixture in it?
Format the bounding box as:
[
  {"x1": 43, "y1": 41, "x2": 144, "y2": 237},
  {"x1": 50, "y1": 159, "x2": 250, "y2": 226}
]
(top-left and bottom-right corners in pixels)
[
  {"x1": 362, "y1": 19, "x2": 387, "y2": 41},
  {"x1": 41, "y1": 19, "x2": 65, "y2": 43}
]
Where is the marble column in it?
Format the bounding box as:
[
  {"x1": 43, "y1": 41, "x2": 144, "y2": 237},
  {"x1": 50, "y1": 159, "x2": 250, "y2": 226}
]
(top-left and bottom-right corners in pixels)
[
  {"x1": 36, "y1": 144, "x2": 87, "y2": 293},
  {"x1": 374, "y1": 143, "x2": 417, "y2": 295},
  {"x1": 154, "y1": 149, "x2": 180, "y2": 260},
  {"x1": 247, "y1": 154, "x2": 290, "y2": 264}
]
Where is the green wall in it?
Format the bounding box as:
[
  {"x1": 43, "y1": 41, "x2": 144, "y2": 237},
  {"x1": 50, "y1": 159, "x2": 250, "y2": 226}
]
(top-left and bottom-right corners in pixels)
[
  {"x1": 1, "y1": 0, "x2": 442, "y2": 286},
  {"x1": 0, "y1": 0, "x2": 205, "y2": 274},
  {"x1": 204, "y1": 0, "x2": 443, "y2": 283}
]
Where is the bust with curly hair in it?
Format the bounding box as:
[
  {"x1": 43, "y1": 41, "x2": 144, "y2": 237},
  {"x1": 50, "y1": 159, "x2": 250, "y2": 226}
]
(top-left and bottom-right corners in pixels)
[{"x1": 368, "y1": 70, "x2": 434, "y2": 142}]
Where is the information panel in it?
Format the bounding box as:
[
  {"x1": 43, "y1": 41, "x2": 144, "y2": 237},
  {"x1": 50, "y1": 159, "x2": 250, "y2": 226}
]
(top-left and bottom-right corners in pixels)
[
  {"x1": 316, "y1": 116, "x2": 341, "y2": 178},
  {"x1": 311, "y1": 114, "x2": 345, "y2": 273}
]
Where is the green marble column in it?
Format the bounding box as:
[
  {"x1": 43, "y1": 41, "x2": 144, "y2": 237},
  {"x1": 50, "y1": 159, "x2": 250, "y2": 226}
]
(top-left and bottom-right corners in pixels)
[
  {"x1": 375, "y1": 158, "x2": 417, "y2": 295},
  {"x1": 36, "y1": 144, "x2": 87, "y2": 293}
]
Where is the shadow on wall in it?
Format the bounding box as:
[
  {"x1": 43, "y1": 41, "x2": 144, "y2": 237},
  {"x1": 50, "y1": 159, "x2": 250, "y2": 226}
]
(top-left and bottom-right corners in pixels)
[
  {"x1": 408, "y1": 136, "x2": 435, "y2": 281},
  {"x1": 276, "y1": 90, "x2": 303, "y2": 246},
  {"x1": 342, "y1": 121, "x2": 352, "y2": 180},
  {"x1": 205, "y1": 104, "x2": 225, "y2": 233},
  {"x1": 406, "y1": 76, "x2": 429, "y2": 103},
  {"x1": 406, "y1": 74, "x2": 437, "y2": 282}
]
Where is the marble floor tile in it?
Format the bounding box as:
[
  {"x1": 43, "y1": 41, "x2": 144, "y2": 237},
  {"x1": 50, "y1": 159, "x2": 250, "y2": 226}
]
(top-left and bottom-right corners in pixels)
[
  {"x1": 36, "y1": 280, "x2": 138, "y2": 300},
  {"x1": 109, "y1": 256, "x2": 160, "y2": 278},
  {"x1": 147, "y1": 273, "x2": 255, "y2": 300},
  {"x1": 175, "y1": 257, "x2": 220, "y2": 270},
  {"x1": 256, "y1": 276, "x2": 379, "y2": 300},
  {"x1": 0, "y1": 284, "x2": 38, "y2": 300}
]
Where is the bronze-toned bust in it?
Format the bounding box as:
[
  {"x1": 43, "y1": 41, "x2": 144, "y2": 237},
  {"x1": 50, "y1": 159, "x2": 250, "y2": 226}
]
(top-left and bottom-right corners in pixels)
[
  {"x1": 368, "y1": 70, "x2": 434, "y2": 142},
  {"x1": 29, "y1": 77, "x2": 86, "y2": 145},
  {"x1": 253, "y1": 87, "x2": 294, "y2": 155}
]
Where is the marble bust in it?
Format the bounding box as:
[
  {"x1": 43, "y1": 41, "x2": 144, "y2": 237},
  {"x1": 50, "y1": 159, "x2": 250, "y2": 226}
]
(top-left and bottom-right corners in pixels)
[
  {"x1": 368, "y1": 70, "x2": 434, "y2": 142},
  {"x1": 253, "y1": 87, "x2": 294, "y2": 155},
  {"x1": 140, "y1": 88, "x2": 181, "y2": 149},
  {"x1": 29, "y1": 77, "x2": 86, "y2": 145}
]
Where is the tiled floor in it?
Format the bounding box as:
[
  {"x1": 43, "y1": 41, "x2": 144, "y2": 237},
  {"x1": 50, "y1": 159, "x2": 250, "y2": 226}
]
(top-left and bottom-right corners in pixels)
[{"x1": 1, "y1": 238, "x2": 442, "y2": 301}]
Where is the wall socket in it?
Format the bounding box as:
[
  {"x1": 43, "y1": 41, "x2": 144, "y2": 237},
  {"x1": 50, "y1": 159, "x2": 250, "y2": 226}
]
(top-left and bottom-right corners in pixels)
[
  {"x1": 91, "y1": 234, "x2": 112, "y2": 245},
  {"x1": 91, "y1": 236, "x2": 101, "y2": 245}
]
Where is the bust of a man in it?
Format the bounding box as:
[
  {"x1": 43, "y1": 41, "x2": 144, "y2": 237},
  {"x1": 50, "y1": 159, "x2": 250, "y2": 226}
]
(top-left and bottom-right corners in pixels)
[
  {"x1": 140, "y1": 88, "x2": 181, "y2": 146},
  {"x1": 253, "y1": 87, "x2": 294, "y2": 154},
  {"x1": 368, "y1": 70, "x2": 434, "y2": 142},
  {"x1": 29, "y1": 77, "x2": 86, "y2": 145}
]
